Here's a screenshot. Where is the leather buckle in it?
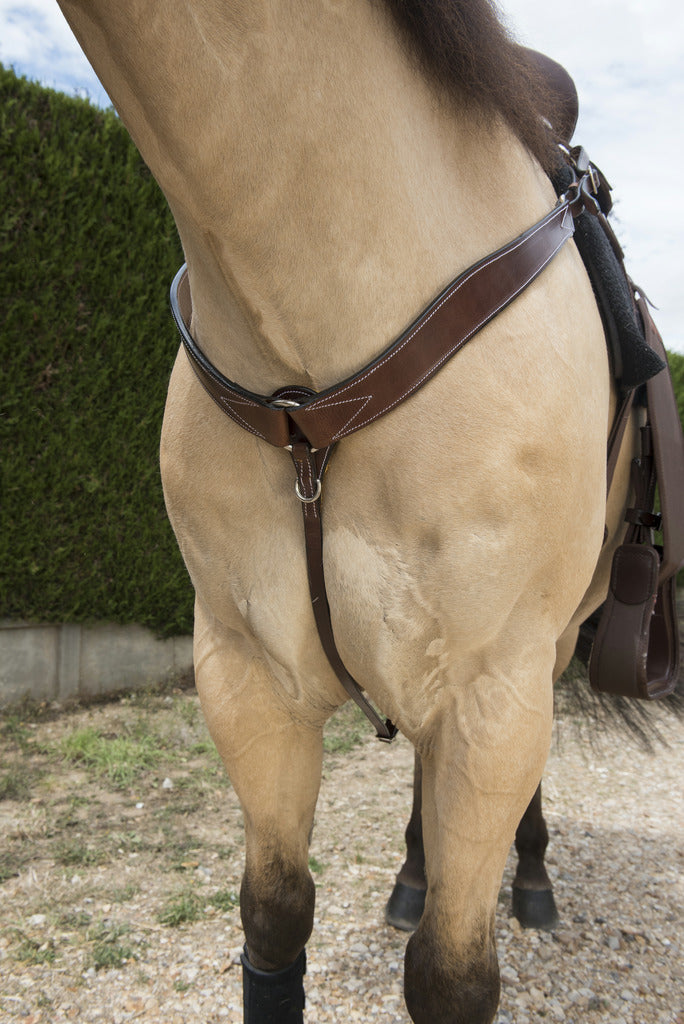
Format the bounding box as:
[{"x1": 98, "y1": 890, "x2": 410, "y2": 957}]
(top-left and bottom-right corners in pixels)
[
  {"x1": 588, "y1": 163, "x2": 601, "y2": 196},
  {"x1": 377, "y1": 720, "x2": 399, "y2": 743},
  {"x1": 270, "y1": 392, "x2": 320, "y2": 453}
]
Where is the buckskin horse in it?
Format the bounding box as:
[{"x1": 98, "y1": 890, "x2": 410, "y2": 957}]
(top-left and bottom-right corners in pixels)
[{"x1": 53, "y1": 1, "x2": 682, "y2": 1022}]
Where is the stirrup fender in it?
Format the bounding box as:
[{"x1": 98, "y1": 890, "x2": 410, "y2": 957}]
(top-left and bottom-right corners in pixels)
[{"x1": 589, "y1": 288, "x2": 684, "y2": 700}]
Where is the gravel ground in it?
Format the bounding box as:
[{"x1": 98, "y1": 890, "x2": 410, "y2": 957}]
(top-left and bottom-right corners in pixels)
[{"x1": 1, "y1": 674, "x2": 682, "y2": 1024}]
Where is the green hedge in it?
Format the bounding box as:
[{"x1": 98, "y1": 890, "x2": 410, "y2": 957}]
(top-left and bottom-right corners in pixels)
[
  {"x1": 1, "y1": 66, "x2": 682, "y2": 636},
  {"x1": 668, "y1": 350, "x2": 684, "y2": 434},
  {"x1": 664, "y1": 350, "x2": 684, "y2": 588},
  {"x1": 0, "y1": 66, "x2": 191, "y2": 635}
]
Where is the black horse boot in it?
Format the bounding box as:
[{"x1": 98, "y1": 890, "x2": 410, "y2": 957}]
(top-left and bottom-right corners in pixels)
[{"x1": 241, "y1": 946, "x2": 306, "y2": 1023}]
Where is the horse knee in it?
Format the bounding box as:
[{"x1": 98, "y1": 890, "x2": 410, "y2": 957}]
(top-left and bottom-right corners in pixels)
[
  {"x1": 240, "y1": 849, "x2": 315, "y2": 969},
  {"x1": 404, "y1": 915, "x2": 500, "y2": 1024}
]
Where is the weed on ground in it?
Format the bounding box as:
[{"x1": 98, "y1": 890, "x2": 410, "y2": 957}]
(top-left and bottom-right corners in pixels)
[{"x1": 0, "y1": 687, "x2": 370, "y2": 1009}]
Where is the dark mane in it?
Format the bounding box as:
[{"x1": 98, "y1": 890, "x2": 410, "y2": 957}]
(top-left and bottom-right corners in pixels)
[{"x1": 379, "y1": 0, "x2": 564, "y2": 173}]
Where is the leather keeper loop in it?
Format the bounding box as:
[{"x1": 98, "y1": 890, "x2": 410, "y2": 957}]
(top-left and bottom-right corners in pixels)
[{"x1": 624, "y1": 508, "x2": 662, "y2": 529}]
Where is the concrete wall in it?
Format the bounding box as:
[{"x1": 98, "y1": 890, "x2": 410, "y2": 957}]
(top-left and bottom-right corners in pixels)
[
  {"x1": 3, "y1": 591, "x2": 681, "y2": 709},
  {"x1": 0, "y1": 620, "x2": 193, "y2": 708}
]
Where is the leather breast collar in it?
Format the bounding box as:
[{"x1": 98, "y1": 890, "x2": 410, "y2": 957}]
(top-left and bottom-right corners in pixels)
[{"x1": 170, "y1": 171, "x2": 598, "y2": 740}]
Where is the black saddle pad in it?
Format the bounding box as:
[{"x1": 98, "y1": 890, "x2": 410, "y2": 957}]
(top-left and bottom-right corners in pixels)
[{"x1": 553, "y1": 162, "x2": 665, "y2": 390}]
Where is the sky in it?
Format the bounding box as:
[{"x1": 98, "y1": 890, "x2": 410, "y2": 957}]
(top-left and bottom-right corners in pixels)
[{"x1": 1, "y1": 0, "x2": 682, "y2": 353}]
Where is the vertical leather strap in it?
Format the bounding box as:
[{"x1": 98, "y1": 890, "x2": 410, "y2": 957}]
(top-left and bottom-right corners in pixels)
[
  {"x1": 606, "y1": 389, "x2": 635, "y2": 496},
  {"x1": 289, "y1": 442, "x2": 398, "y2": 742},
  {"x1": 589, "y1": 286, "x2": 683, "y2": 700},
  {"x1": 635, "y1": 292, "x2": 684, "y2": 581}
]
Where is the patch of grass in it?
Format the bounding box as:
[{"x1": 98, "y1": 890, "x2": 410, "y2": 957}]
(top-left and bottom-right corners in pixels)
[
  {"x1": 88, "y1": 921, "x2": 137, "y2": 970},
  {"x1": 110, "y1": 830, "x2": 148, "y2": 854},
  {"x1": 15, "y1": 934, "x2": 57, "y2": 965},
  {"x1": 59, "y1": 726, "x2": 162, "y2": 787},
  {"x1": 173, "y1": 978, "x2": 192, "y2": 992},
  {"x1": 174, "y1": 696, "x2": 200, "y2": 727},
  {"x1": 54, "y1": 839, "x2": 105, "y2": 867},
  {"x1": 208, "y1": 888, "x2": 239, "y2": 912},
  {"x1": 0, "y1": 848, "x2": 31, "y2": 883},
  {"x1": 308, "y1": 856, "x2": 326, "y2": 875},
  {"x1": 214, "y1": 844, "x2": 237, "y2": 861},
  {"x1": 66, "y1": 793, "x2": 92, "y2": 809},
  {"x1": 168, "y1": 770, "x2": 222, "y2": 798},
  {"x1": 0, "y1": 713, "x2": 36, "y2": 753},
  {"x1": 323, "y1": 703, "x2": 368, "y2": 754},
  {"x1": 58, "y1": 909, "x2": 93, "y2": 930},
  {"x1": 0, "y1": 765, "x2": 34, "y2": 801},
  {"x1": 157, "y1": 888, "x2": 204, "y2": 927},
  {"x1": 53, "y1": 807, "x2": 84, "y2": 832},
  {"x1": 189, "y1": 740, "x2": 221, "y2": 760},
  {"x1": 159, "y1": 828, "x2": 204, "y2": 871},
  {"x1": 92, "y1": 941, "x2": 135, "y2": 970},
  {"x1": 109, "y1": 883, "x2": 139, "y2": 903}
]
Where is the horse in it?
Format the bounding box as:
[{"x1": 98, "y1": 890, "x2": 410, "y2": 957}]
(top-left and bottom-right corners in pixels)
[
  {"x1": 387, "y1": 644, "x2": 684, "y2": 938},
  {"x1": 387, "y1": 770, "x2": 559, "y2": 934},
  {"x1": 54, "y1": 2, "x2": 644, "y2": 1021}
]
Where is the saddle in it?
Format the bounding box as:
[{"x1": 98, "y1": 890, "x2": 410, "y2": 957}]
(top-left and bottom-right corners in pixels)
[
  {"x1": 531, "y1": 50, "x2": 684, "y2": 700},
  {"x1": 170, "y1": 53, "x2": 684, "y2": 737}
]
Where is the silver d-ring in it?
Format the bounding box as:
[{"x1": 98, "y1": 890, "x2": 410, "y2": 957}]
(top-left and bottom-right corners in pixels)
[{"x1": 295, "y1": 478, "x2": 322, "y2": 503}]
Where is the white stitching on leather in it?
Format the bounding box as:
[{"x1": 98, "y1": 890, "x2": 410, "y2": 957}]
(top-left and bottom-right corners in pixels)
[
  {"x1": 304, "y1": 205, "x2": 567, "y2": 439},
  {"x1": 335, "y1": 234, "x2": 568, "y2": 438},
  {"x1": 216, "y1": 394, "x2": 268, "y2": 441},
  {"x1": 301, "y1": 394, "x2": 374, "y2": 439}
]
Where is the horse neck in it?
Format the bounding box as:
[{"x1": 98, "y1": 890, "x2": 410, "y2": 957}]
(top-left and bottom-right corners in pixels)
[{"x1": 58, "y1": 0, "x2": 554, "y2": 392}]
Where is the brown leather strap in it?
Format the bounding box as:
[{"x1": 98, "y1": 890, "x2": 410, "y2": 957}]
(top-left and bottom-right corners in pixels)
[
  {"x1": 171, "y1": 186, "x2": 587, "y2": 453},
  {"x1": 590, "y1": 287, "x2": 684, "y2": 700},
  {"x1": 606, "y1": 389, "x2": 635, "y2": 496},
  {"x1": 635, "y1": 291, "x2": 684, "y2": 582},
  {"x1": 289, "y1": 440, "x2": 397, "y2": 741}
]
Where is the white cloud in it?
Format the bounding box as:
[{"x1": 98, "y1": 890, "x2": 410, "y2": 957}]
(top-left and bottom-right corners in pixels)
[
  {"x1": 0, "y1": 1, "x2": 109, "y2": 103},
  {"x1": 505, "y1": 0, "x2": 684, "y2": 352}
]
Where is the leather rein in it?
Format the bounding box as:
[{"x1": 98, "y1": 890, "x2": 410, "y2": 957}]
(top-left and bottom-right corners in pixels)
[{"x1": 170, "y1": 169, "x2": 601, "y2": 741}]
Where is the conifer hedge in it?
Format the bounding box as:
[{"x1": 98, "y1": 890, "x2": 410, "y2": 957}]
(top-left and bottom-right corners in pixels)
[
  {"x1": 1, "y1": 66, "x2": 682, "y2": 635},
  {"x1": 669, "y1": 350, "x2": 684, "y2": 436},
  {"x1": 0, "y1": 66, "x2": 191, "y2": 635}
]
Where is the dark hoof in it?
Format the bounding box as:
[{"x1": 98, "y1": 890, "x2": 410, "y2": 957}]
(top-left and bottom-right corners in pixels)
[
  {"x1": 385, "y1": 881, "x2": 426, "y2": 932},
  {"x1": 512, "y1": 886, "x2": 560, "y2": 931}
]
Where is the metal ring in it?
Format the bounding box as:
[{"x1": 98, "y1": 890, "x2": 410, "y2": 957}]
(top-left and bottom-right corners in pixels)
[{"x1": 295, "y1": 478, "x2": 322, "y2": 503}]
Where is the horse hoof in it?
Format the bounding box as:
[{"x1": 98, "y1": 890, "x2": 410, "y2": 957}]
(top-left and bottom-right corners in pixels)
[
  {"x1": 385, "y1": 881, "x2": 426, "y2": 932},
  {"x1": 511, "y1": 886, "x2": 560, "y2": 931}
]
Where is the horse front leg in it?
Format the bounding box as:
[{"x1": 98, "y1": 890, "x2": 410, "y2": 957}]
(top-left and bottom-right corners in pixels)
[
  {"x1": 403, "y1": 653, "x2": 554, "y2": 1024},
  {"x1": 387, "y1": 771, "x2": 558, "y2": 934},
  {"x1": 192, "y1": 607, "x2": 327, "y2": 1024},
  {"x1": 511, "y1": 782, "x2": 559, "y2": 929},
  {"x1": 507, "y1": 625, "x2": 580, "y2": 932},
  {"x1": 390, "y1": 626, "x2": 581, "y2": 940},
  {"x1": 385, "y1": 749, "x2": 427, "y2": 931}
]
